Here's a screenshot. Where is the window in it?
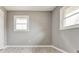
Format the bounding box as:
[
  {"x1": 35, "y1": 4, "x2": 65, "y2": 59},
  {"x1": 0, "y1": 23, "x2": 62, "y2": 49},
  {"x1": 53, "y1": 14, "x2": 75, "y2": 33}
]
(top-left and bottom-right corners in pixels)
[
  {"x1": 60, "y1": 6, "x2": 79, "y2": 30},
  {"x1": 14, "y1": 15, "x2": 29, "y2": 31}
]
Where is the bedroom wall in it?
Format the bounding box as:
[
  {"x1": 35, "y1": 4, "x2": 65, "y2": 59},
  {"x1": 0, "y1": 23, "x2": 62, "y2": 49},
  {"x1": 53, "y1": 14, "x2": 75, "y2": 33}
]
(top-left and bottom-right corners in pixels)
[
  {"x1": 0, "y1": 7, "x2": 7, "y2": 48},
  {"x1": 7, "y1": 11, "x2": 52, "y2": 45},
  {"x1": 52, "y1": 6, "x2": 79, "y2": 53}
]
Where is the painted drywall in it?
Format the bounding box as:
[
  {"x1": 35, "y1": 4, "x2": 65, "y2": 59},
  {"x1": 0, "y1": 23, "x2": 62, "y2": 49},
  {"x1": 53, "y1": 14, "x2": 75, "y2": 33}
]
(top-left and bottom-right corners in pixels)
[
  {"x1": 0, "y1": 7, "x2": 7, "y2": 48},
  {"x1": 7, "y1": 11, "x2": 52, "y2": 45},
  {"x1": 52, "y1": 6, "x2": 79, "y2": 53}
]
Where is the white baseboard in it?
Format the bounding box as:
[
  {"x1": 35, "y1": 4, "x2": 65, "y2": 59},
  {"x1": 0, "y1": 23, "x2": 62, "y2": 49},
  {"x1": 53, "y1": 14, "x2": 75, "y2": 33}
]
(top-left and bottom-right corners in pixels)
[
  {"x1": 6, "y1": 45, "x2": 68, "y2": 53},
  {"x1": 7, "y1": 45, "x2": 53, "y2": 47},
  {"x1": 0, "y1": 46, "x2": 7, "y2": 49},
  {"x1": 52, "y1": 45, "x2": 68, "y2": 53}
]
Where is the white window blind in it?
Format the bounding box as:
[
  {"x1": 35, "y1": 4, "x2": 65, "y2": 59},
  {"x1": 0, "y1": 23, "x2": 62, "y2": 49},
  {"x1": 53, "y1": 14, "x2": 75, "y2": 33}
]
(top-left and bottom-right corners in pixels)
[
  {"x1": 63, "y1": 7, "x2": 79, "y2": 27},
  {"x1": 14, "y1": 15, "x2": 29, "y2": 31}
]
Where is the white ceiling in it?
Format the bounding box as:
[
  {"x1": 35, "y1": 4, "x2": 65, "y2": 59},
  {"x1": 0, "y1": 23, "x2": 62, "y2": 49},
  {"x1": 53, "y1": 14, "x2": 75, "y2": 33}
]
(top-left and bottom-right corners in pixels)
[{"x1": 4, "y1": 6, "x2": 56, "y2": 11}]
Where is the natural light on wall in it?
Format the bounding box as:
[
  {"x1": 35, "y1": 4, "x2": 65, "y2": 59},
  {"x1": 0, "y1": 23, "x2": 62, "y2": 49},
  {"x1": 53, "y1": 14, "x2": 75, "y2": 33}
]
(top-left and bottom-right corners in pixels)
[
  {"x1": 60, "y1": 6, "x2": 79, "y2": 30},
  {"x1": 14, "y1": 15, "x2": 29, "y2": 31}
]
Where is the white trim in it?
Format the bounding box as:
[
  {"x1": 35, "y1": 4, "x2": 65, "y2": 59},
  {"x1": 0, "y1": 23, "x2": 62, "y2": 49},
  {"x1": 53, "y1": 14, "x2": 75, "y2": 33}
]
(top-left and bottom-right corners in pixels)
[
  {"x1": 0, "y1": 45, "x2": 7, "y2": 49},
  {"x1": 60, "y1": 7, "x2": 64, "y2": 30},
  {"x1": 6, "y1": 45, "x2": 68, "y2": 53},
  {"x1": 60, "y1": 7, "x2": 79, "y2": 30},
  {"x1": 65, "y1": 7, "x2": 79, "y2": 18},
  {"x1": 52, "y1": 45, "x2": 68, "y2": 53},
  {"x1": 14, "y1": 15, "x2": 29, "y2": 32},
  {"x1": 7, "y1": 45, "x2": 53, "y2": 47}
]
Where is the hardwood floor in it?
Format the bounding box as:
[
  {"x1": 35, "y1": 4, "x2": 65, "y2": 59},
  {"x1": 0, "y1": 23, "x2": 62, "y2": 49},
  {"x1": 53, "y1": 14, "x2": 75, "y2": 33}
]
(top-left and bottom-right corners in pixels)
[{"x1": 0, "y1": 47, "x2": 60, "y2": 53}]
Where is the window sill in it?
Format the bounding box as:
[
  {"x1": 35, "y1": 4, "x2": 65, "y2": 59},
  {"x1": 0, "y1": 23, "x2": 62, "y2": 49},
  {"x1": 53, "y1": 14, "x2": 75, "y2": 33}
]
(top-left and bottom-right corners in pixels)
[
  {"x1": 14, "y1": 29, "x2": 29, "y2": 32},
  {"x1": 60, "y1": 24, "x2": 79, "y2": 30}
]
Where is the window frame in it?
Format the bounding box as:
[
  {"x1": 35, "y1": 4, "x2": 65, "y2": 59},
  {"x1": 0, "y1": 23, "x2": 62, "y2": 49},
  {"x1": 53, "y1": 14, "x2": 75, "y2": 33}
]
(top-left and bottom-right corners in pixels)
[
  {"x1": 60, "y1": 7, "x2": 79, "y2": 30},
  {"x1": 14, "y1": 15, "x2": 29, "y2": 31}
]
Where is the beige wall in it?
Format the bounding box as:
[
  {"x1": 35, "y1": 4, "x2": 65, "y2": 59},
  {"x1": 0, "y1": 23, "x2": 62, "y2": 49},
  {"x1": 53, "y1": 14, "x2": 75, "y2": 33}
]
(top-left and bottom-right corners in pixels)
[
  {"x1": 7, "y1": 11, "x2": 52, "y2": 45},
  {"x1": 52, "y1": 7, "x2": 79, "y2": 53},
  {"x1": 0, "y1": 7, "x2": 7, "y2": 48}
]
